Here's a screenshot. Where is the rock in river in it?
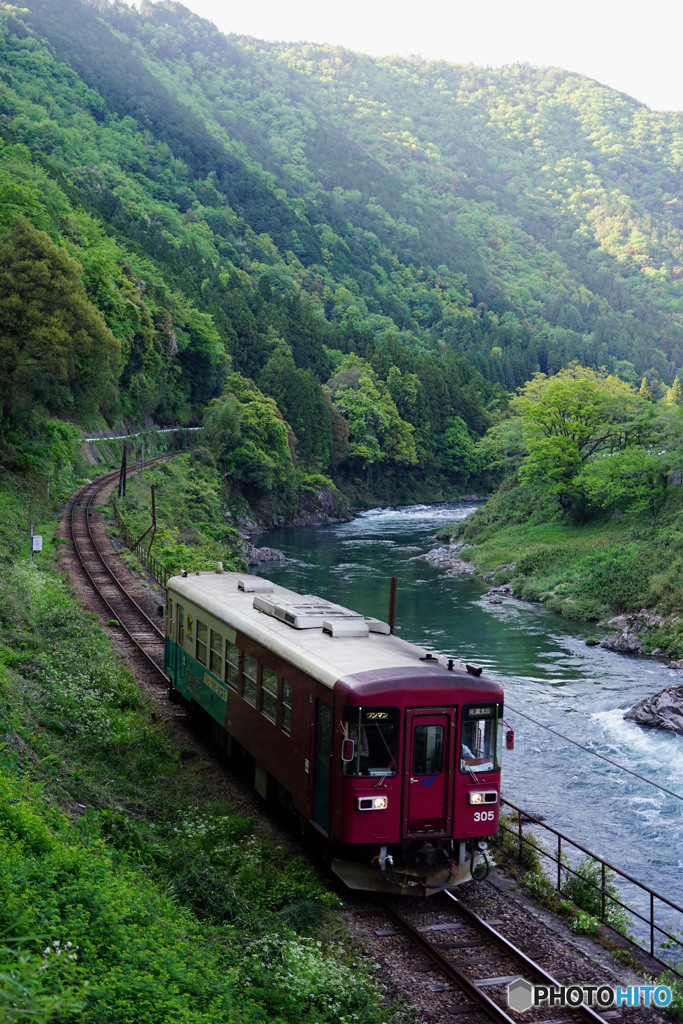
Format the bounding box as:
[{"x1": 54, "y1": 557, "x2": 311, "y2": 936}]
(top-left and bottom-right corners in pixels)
[
  {"x1": 419, "y1": 542, "x2": 475, "y2": 574},
  {"x1": 243, "y1": 543, "x2": 286, "y2": 566},
  {"x1": 600, "y1": 609, "x2": 666, "y2": 654},
  {"x1": 624, "y1": 685, "x2": 683, "y2": 734}
]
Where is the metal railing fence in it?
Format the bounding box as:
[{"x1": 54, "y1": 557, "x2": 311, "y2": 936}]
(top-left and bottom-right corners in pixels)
[
  {"x1": 111, "y1": 499, "x2": 171, "y2": 589},
  {"x1": 500, "y1": 797, "x2": 683, "y2": 977}
]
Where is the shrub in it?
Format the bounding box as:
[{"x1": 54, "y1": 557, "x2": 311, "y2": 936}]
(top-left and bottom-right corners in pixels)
[
  {"x1": 524, "y1": 871, "x2": 559, "y2": 909},
  {"x1": 569, "y1": 910, "x2": 601, "y2": 935},
  {"x1": 657, "y1": 971, "x2": 683, "y2": 1021},
  {"x1": 0, "y1": 492, "x2": 389, "y2": 1024},
  {"x1": 561, "y1": 856, "x2": 631, "y2": 935},
  {"x1": 242, "y1": 934, "x2": 385, "y2": 1024}
]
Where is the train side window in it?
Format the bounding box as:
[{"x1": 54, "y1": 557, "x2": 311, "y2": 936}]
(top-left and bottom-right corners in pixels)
[
  {"x1": 413, "y1": 724, "x2": 444, "y2": 776},
  {"x1": 281, "y1": 679, "x2": 293, "y2": 734},
  {"x1": 225, "y1": 641, "x2": 240, "y2": 691},
  {"x1": 210, "y1": 629, "x2": 223, "y2": 677},
  {"x1": 196, "y1": 620, "x2": 208, "y2": 667},
  {"x1": 177, "y1": 604, "x2": 185, "y2": 645},
  {"x1": 243, "y1": 652, "x2": 257, "y2": 705},
  {"x1": 261, "y1": 666, "x2": 277, "y2": 722}
]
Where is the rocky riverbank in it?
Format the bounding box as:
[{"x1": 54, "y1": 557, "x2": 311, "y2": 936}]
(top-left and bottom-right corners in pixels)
[
  {"x1": 599, "y1": 610, "x2": 676, "y2": 658},
  {"x1": 228, "y1": 480, "x2": 353, "y2": 566},
  {"x1": 422, "y1": 538, "x2": 683, "y2": 659}
]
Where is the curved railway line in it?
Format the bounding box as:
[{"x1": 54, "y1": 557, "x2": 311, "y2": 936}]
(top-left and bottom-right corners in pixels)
[
  {"x1": 65, "y1": 464, "x2": 168, "y2": 686},
  {"x1": 64, "y1": 465, "x2": 666, "y2": 1024}
]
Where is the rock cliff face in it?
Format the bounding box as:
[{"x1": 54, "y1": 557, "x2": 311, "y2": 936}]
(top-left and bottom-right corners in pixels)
[
  {"x1": 289, "y1": 483, "x2": 351, "y2": 526},
  {"x1": 624, "y1": 686, "x2": 683, "y2": 733}
]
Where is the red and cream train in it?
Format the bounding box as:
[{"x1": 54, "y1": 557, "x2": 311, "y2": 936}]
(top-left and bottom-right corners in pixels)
[{"x1": 164, "y1": 569, "x2": 506, "y2": 894}]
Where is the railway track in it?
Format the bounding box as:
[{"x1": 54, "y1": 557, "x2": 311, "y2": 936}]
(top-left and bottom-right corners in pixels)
[
  {"x1": 377, "y1": 891, "x2": 619, "y2": 1024},
  {"x1": 66, "y1": 466, "x2": 168, "y2": 686}
]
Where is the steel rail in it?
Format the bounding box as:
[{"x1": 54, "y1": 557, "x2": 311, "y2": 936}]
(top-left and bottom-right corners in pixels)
[
  {"x1": 380, "y1": 898, "x2": 519, "y2": 1024},
  {"x1": 381, "y1": 893, "x2": 612, "y2": 1024},
  {"x1": 444, "y1": 892, "x2": 611, "y2": 1024},
  {"x1": 80, "y1": 476, "x2": 166, "y2": 638},
  {"x1": 68, "y1": 468, "x2": 168, "y2": 683}
]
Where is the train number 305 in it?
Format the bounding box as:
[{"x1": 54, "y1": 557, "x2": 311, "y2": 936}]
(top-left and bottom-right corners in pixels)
[{"x1": 473, "y1": 810, "x2": 496, "y2": 822}]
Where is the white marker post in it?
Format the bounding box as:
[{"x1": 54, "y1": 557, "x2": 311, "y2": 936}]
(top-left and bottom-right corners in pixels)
[{"x1": 29, "y1": 522, "x2": 42, "y2": 563}]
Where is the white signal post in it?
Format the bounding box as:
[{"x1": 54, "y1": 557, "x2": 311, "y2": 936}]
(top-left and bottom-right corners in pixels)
[{"x1": 29, "y1": 522, "x2": 42, "y2": 564}]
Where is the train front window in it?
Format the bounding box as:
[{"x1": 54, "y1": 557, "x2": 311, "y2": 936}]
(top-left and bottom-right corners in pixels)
[
  {"x1": 343, "y1": 708, "x2": 399, "y2": 778},
  {"x1": 413, "y1": 724, "x2": 444, "y2": 776},
  {"x1": 460, "y1": 703, "x2": 503, "y2": 773}
]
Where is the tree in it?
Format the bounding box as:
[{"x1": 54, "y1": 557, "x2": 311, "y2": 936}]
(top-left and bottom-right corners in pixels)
[
  {"x1": 0, "y1": 217, "x2": 120, "y2": 437},
  {"x1": 202, "y1": 374, "x2": 294, "y2": 498},
  {"x1": 259, "y1": 352, "x2": 333, "y2": 467},
  {"x1": 326, "y1": 355, "x2": 417, "y2": 474},
  {"x1": 577, "y1": 447, "x2": 669, "y2": 516},
  {"x1": 512, "y1": 364, "x2": 639, "y2": 511},
  {"x1": 176, "y1": 306, "x2": 227, "y2": 407},
  {"x1": 666, "y1": 376, "x2": 683, "y2": 406},
  {"x1": 639, "y1": 376, "x2": 655, "y2": 402},
  {"x1": 438, "y1": 417, "x2": 481, "y2": 484}
]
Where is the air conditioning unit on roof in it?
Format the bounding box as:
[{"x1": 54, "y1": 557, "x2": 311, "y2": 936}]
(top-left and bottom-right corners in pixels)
[{"x1": 253, "y1": 593, "x2": 367, "y2": 630}]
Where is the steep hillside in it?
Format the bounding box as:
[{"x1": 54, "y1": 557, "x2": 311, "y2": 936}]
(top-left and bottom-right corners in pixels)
[{"x1": 1, "y1": 0, "x2": 682, "y2": 499}]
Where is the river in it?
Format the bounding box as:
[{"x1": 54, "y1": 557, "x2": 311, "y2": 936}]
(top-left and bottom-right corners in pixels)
[{"x1": 253, "y1": 500, "x2": 683, "y2": 934}]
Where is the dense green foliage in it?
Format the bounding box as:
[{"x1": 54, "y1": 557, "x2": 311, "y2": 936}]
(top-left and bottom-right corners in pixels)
[
  {"x1": 2, "y1": 0, "x2": 682, "y2": 503},
  {"x1": 115, "y1": 450, "x2": 248, "y2": 575},
  {"x1": 436, "y1": 365, "x2": 683, "y2": 637},
  {"x1": 0, "y1": 476, "x2": 390, "y2": 1023}
]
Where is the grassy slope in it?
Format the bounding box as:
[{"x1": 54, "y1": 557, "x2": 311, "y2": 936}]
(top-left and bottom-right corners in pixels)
[
  {"x1": 442, "y1": 479, "x2": 683, "y2": 654},
  {"x1": 0, "y1": 470, "x2": 390, "y2": 1024}
]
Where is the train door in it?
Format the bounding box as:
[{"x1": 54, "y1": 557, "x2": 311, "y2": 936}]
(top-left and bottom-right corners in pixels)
[
  {"x1": 165, "y1": 598, "x2": 182, "y2": 683},
  {"x1": 313, "y1": 700, "x2": 333, "y2": 833},
  {"x1": 402, "y1": 708, "x2": 455, "y2": 838}
]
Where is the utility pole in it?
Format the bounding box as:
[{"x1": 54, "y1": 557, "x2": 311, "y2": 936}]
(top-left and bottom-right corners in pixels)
[
  {"x1": 118, "y1": 443, "x2": 127, "y2": 498},
  {"x1": 388, "y1": 576, "x2": 397, "y2": 634}
]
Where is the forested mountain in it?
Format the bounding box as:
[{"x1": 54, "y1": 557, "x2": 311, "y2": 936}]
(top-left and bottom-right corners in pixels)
[{"x1": 2, "y1": 0, "x2": 682, "y2": 497}]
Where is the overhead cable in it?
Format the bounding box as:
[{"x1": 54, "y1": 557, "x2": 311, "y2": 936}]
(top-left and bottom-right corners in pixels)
[{"x1": 505, "y1": 701, "x2": 683, "y2": 805}]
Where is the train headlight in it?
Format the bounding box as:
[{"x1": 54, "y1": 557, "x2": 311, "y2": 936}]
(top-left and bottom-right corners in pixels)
[
  {"x1": 468, "y1": 791, "x2": 498, "y2": 805},
  {"x1": 357, "y1": 796, "x2": 388, "y2": 811}
]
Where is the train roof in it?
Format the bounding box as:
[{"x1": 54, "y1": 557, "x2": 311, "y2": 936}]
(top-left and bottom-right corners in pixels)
[{"x1": 167, "y1": 570, "x2": 503, "y2": 700}]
